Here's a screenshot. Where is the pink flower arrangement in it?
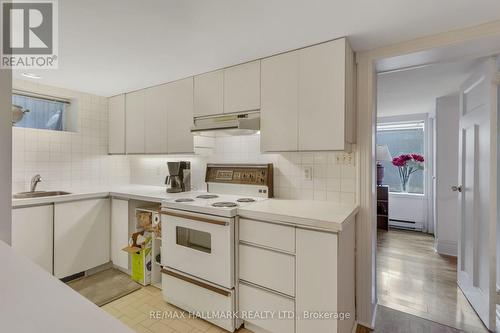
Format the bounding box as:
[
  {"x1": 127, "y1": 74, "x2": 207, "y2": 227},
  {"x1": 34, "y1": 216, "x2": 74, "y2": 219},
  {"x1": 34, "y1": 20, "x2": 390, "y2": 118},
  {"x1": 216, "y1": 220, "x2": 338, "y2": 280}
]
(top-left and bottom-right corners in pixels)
[{"x1": 391, "y1": 153, "x2": 424, "y2": 192}]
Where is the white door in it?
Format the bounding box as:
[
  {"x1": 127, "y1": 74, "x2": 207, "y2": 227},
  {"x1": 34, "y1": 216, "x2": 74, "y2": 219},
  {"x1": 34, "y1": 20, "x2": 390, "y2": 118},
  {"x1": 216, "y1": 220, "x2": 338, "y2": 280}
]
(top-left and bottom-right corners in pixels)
[
  {"x1": 223, "y1": 60, "x2": 261, "y2": 114},
  {"x1": 194, "y1": 70, "x2": 223, "y2": 117},
  {"x1": 435, "y1": 95, "x2": 460, "y2": 256},
  {"x1": 456, "y1": 57, "x2": 498, "y2": 331},
  {"x1": 111, "y1": 198, "x2": 129, "y2": 271},
  {"x1": 125, "y1": 89, "x2": 146, "y2": 153},
  {"x1": 108, "y1": 94, "x2": 125, "y2": 154},
  {"x1": 144, "y1": 85, "x2": 168, "y2": 153},
  {"x1": 260, "y1": 51, "x2": 299, "y2": 152},
  {"x1": 166, "y1": 78, "x2": 194, "y2": 154}
]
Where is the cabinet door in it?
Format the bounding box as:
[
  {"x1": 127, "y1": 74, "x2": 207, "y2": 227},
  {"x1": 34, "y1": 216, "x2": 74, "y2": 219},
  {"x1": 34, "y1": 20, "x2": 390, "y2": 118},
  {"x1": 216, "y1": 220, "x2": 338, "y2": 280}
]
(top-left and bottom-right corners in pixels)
[
  {"x1": 298, "y1": 39, "x2": 346, "y2": 151},
  {"x1": 223, "y1": 60, "x2": 260, "y2": 113},
  {"x1": 111, "y1": 198, "x2": 129, "y2": 271},
  {"x1": 144, "y1": 85, "x2": 168, "y2": 153},
  {"x1": 194, "y1": 70, "x2": 223, "y2": 117},
  {"x1": 12, "y1": 205, "x2": 53, "y2": 274},
  {"x1": 260, "y1": 51, "x2": 299, "y2": 152},
  {"x1": 296, "y1": 229, "x2": 338, "y2": 333},
  {"x1": 54, "y1": 198, "x2": 110, "y2": 278},
  {"x1": 108, "y1": 94, "x2": 125, "y2": 154},
  {"x1": 166, "y1": 78, "x2": 194, "y2": 154},
  {"x1": 125, "y1": 90, "x2": 146, "y2": 153}
]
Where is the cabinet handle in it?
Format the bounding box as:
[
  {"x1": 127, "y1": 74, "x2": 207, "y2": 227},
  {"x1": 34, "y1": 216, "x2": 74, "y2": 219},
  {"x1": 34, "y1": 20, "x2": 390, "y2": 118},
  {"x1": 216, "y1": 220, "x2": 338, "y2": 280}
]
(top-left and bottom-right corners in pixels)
[
  {"x1": 162, "y1": 268, "x2": 231, "y2": 297},
  {"x1": 160, "y1": 210, "x2": 228, "y2": 226}
]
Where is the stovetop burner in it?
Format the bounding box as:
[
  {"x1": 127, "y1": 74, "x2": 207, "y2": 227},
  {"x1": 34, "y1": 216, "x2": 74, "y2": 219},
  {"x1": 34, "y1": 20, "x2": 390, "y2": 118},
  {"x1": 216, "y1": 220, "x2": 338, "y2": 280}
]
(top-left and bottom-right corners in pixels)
[
  {"x1": 237, "y1": 198, "x2": 256, "y2": 203},
  {"x1": 196, "y1": 194, "x2": 219, "y2": 199},
  {"x1": 175, "y1": 198, "x2": 195, "y2": 202},
  {"x1": 212, "y1": 201, "x2": 238, "y2": 208}
]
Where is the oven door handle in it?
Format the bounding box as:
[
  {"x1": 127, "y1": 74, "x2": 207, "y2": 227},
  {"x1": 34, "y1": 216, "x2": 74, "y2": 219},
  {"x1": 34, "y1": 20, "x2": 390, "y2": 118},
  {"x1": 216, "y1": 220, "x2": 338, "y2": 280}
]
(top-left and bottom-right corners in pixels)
[
  {"x1": 161, "y1": 268, "x2": 231, "y2": 297},
  {"x1": 160, "y1": 210, "x2": 229, "y2": 226}
]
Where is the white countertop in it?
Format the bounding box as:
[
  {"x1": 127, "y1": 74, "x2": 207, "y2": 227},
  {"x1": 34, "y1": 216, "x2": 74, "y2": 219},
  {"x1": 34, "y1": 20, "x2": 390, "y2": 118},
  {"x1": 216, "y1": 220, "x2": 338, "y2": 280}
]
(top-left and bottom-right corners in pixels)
[
  {"x1": 0, "y1": 241, "x2": 133, "y2": 333},
  {"x1": 12, "y1": 184, "x2": 201, "y2": 207},
  {"x1": 12, "y1": 185, "x2": 359, "y2": 231},
  {"x1": 238, "y1": 199, "x2": 359, "y2": 232}
]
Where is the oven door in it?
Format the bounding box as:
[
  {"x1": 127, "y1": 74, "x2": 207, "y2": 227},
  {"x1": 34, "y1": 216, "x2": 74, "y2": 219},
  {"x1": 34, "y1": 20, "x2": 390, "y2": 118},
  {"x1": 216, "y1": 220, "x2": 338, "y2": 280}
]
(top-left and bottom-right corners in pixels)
[{"x1": 161, "y1": 209, "x2": 234, "y2": 289}]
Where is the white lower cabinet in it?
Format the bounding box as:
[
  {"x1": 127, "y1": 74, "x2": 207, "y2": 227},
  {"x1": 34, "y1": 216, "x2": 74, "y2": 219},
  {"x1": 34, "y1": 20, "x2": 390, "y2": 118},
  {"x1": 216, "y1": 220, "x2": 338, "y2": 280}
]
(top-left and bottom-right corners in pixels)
[
  {"x1": 11, "y1": 205, "x2": 54, "y2": 274},
  {"x1": 239, "y1": 244, "x2": 295, "y2": 296},
  {"x1": 239, "y1": 283, "x2": 294, "y2": 333},
  {"x1": 111, "y1": 198, "x2": 129, "y2": 271},
  {"x1": 54, "y1": 198, "x2": 111, "y2": 278},
  {"x1": 238, "y1": 217, "x2": 356, "y2": 333}
]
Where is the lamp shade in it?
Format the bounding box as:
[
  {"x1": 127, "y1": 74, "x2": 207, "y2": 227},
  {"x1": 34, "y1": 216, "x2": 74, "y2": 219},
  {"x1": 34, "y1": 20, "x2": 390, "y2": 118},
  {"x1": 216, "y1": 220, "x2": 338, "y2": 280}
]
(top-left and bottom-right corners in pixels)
[{"x1": 376, "y1": 145, "x2": 392, "y2": 162}]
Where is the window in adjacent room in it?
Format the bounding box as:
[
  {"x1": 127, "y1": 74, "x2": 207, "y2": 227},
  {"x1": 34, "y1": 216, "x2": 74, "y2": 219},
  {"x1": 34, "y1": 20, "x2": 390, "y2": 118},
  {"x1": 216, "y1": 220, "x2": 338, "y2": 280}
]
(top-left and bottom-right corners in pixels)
[
  {"x1": 377, "y1": 121, "x2": 425, "y2": 194},
  {"x1": 12, "y1": 92, "x2": 73, "y2": 131}
]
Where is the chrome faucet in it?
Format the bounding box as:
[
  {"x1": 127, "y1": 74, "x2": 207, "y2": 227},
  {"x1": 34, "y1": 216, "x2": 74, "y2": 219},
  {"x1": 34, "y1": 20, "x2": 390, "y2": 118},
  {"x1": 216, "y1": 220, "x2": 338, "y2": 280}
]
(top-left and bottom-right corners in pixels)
[{"x1": 30, "y1": 174, "x2": 42, "y2": 192}]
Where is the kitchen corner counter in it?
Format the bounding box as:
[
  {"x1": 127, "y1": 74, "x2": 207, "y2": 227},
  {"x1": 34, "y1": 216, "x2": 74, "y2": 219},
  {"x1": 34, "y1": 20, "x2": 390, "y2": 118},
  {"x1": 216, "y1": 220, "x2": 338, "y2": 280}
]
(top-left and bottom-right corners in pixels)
[
  {"x1": 238, "y1": 199, "x2": 359, "y2": 232},
  {"x1": 0, "y1": 241, "x2": 133, "y2": 333},
  {"x1": 11, "y1": 185, "x2": 193, "y2": 207}
]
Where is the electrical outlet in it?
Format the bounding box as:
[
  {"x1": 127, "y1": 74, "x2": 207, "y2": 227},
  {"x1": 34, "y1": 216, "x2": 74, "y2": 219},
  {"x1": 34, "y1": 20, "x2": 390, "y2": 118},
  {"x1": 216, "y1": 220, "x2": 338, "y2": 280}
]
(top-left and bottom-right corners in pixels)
[
  {"x1": 335, "y1": 154, "x2": 344, "y2": 165},
  {"x1": 343, "y1": 153, "x2": 355, "y2": 166},
  {"x1": 304, "y1": 166, "x2": 313, "y2": 180}
]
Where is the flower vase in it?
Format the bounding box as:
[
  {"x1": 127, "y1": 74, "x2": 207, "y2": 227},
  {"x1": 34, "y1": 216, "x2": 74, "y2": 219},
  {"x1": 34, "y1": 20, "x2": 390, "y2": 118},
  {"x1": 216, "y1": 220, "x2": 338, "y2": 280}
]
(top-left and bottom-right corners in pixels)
[{"x1": 401, "y1": 178, "x2": 409, "y2": 192}]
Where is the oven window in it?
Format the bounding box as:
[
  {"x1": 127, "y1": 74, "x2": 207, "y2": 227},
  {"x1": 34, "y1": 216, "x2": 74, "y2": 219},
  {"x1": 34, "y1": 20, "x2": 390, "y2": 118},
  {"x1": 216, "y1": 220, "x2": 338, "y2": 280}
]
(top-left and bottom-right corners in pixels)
[{"x1": 176, "y1": 226, "x2": 212, "y2": 254}]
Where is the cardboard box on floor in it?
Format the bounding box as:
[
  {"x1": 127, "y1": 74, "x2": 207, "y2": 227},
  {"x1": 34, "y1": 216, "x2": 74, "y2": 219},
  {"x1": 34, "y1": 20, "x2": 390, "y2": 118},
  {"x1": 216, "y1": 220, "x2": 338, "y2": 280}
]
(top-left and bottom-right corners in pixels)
[{"x1": 122, "y1": 231, "x2": 152, "y2": 286}]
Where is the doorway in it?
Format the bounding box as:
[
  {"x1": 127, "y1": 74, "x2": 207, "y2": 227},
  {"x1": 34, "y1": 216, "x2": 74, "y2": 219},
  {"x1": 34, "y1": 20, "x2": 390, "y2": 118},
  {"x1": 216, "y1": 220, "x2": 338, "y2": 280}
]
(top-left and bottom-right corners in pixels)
[{"x1": 374, "y1": 58, "x2": 494, "y2": 332}]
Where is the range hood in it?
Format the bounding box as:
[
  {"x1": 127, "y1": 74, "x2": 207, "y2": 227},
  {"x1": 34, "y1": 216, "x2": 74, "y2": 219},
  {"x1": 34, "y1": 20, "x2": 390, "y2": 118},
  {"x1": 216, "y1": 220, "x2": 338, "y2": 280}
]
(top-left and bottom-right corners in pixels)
[{"x1": 191, "y1": 111, "x2": 260, "y2": 136}]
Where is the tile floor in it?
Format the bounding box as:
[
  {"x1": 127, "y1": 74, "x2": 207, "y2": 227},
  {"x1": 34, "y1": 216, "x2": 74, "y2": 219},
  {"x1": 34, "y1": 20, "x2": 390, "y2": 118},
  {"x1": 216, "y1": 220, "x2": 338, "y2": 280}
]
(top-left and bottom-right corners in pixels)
[{"x1": 103, "y1": 286, "x2": 251, "y2": 333}]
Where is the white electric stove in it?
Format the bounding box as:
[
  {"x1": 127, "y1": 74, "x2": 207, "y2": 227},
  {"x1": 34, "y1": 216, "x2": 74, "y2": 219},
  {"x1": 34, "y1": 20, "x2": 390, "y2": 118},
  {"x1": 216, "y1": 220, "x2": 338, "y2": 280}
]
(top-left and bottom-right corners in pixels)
[{"x1": 160, "y1": 164, "x2": 273, "y2": 332}]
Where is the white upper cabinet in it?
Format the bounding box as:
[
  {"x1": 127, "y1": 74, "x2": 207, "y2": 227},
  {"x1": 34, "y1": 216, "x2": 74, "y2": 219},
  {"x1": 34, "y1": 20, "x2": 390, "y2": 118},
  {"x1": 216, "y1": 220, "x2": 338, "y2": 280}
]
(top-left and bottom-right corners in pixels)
[
  {"x1": 223, "y1": 60, "x2": 261, "y2": 114},
  {"x1": 125, "y1": 89, "x2": 146, "y2": 154},
  {"x1": 260, "y1": 52, "x2": 299, "y2": 152},
  {"x1": 108, "y1": 94, "x2": 125, "y2": 154},
  {"x1": 166, "y1": 78, "x2": 194, "y2": 154},
  {"x1": 194, "y1": 70, "x2": 224, "y2": 117},
  {"x1": 298, "y1": 38, "x2": 354, "y2": 151},
  {"x1": 144, "y1": 85, "x2": 168, "y2": 154},
  {"x1": 260, "y1": 38, "x2": 355, "y2": 152}
]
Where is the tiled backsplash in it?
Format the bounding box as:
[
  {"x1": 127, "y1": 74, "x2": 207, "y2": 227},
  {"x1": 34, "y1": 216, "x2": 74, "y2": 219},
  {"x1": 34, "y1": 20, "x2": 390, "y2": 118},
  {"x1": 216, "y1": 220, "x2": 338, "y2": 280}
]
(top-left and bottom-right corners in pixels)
[
  {"x1": 130, "y1": 134, "x2": 358, "y2": 204},
  {"x1": 11, "y1": 80, "x2": 357, "y2": 204},
  {"x1": 11, "y1": 80, "x2": 130, "y2": 193}
]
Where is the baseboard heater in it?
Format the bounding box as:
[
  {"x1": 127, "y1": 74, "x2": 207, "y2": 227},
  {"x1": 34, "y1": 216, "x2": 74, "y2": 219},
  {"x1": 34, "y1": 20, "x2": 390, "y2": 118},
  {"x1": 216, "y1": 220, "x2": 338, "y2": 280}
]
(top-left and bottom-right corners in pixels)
[{"x1": 388, "y1": 219, "x2": 423, "y2": 231}]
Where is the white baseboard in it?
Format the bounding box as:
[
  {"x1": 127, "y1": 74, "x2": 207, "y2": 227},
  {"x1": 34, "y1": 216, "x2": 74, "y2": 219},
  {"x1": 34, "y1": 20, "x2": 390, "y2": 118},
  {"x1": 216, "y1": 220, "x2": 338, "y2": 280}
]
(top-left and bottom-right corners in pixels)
[{"x1": 435, "y1": 240, "x2": 457, "y2": 257}]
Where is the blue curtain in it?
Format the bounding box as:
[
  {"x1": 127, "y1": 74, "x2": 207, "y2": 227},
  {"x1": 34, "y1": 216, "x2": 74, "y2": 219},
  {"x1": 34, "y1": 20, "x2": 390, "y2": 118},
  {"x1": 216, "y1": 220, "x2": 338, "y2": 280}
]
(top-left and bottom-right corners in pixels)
[{"x1": 13, "y1": 94, "x2": 65, "y2": 131}]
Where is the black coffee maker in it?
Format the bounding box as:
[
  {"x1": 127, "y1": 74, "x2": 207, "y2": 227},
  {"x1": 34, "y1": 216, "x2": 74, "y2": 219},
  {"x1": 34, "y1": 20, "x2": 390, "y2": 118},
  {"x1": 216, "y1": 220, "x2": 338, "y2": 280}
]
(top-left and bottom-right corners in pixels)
[{"x1": 165, "y1": 161, "x2": 191, "y2": 193}]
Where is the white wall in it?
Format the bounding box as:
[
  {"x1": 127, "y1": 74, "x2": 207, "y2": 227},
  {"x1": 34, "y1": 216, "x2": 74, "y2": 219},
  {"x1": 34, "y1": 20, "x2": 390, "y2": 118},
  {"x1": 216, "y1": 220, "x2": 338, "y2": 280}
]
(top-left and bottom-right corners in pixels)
[
  {"x1": 434, "y1": 94, "x2": 460, "y2": 256},
  {"x1": 130, "y1": 134, "x2": 358, "y2": 203},
  {"x1": 1, "y1": 69, "x2": 12, "y2": 243},
  {"x1": 12, "y1": 80, "x2": 130, "y2": 193}
]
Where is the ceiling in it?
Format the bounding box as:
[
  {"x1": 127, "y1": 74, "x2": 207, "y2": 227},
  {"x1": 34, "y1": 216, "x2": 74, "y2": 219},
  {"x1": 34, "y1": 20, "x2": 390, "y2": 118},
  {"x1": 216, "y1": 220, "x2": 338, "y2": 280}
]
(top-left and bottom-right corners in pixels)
[
  {"x1": 377, "y1": 59, "x2": 479, "y2": 117},
  {"x1": 13, "y1": 0, "x2": 500, "y2": 96}
]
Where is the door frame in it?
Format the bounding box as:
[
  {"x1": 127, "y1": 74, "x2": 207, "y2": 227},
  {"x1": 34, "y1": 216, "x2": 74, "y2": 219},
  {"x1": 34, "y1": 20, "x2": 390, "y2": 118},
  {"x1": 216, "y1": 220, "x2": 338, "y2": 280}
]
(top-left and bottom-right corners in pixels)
[{"x1": 355, "y1": 20, "x2": 500, "y2": 328}]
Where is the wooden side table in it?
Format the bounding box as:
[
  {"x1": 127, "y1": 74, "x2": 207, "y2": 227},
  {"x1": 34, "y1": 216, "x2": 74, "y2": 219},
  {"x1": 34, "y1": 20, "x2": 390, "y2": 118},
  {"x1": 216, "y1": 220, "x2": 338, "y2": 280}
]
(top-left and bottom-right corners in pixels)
[{"x1": 377, "y1": 185, "x2": 389, "y2": 230}]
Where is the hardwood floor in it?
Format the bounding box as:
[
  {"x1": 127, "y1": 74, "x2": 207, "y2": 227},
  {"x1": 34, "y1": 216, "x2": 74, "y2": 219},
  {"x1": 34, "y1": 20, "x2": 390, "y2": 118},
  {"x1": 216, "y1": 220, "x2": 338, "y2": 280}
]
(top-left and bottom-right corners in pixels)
[
  {"x1": 356, "y1": 305, "x2": 462, "y2": 332},
  {"x1": 376, "y1": 229, "x2": 488, "y2": 332}
]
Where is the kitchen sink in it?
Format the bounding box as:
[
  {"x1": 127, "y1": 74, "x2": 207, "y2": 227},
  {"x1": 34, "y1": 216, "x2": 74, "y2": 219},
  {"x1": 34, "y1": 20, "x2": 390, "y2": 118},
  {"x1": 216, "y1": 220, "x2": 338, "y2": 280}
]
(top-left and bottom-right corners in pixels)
[{"x1": 13, "y1": 191, "x2": 72, "y2": 199}]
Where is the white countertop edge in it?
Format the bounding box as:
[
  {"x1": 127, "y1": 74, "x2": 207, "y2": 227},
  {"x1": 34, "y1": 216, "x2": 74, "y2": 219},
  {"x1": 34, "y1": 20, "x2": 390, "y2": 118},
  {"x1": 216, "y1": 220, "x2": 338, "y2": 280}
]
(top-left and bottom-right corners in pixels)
[
  {"x1": 238, "y1": 205, "x2": 359, "y2": 233},
  {"x1": 0, "y1": 241, "x2": 134, "y2": 333}
]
